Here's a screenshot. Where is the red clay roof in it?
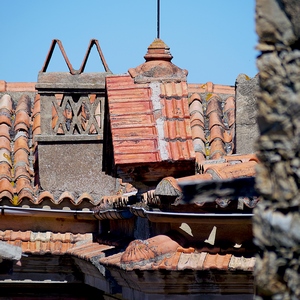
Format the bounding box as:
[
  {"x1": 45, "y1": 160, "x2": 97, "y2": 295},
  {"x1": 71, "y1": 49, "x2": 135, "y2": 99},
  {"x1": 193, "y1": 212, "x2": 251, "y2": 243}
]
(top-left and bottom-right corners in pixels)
[
  {"x1": 189, "y1": 87, "x2": 236, "y2": 166},
  {"x1": 0, "y1": 230, "x2": 93, "y2": 255},
  {"x1": 106, "y1": 39, "x2": 195, "y2": 166},
  {"x1": 100, "y1": 235, "x2": 255, "y2": 272},
  {"x1": 148, "y1": 154, "x2": 259, "y2": 209},
  {"x1": 106, "y1": 75, "x2": 195, "y2": 164}
]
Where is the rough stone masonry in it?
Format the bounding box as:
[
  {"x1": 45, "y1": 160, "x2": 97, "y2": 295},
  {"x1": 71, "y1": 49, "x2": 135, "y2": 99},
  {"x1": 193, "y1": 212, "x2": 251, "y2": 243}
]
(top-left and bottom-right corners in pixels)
[{"x1": 253, "y1": 0, "x2": 300, "y2": 299}]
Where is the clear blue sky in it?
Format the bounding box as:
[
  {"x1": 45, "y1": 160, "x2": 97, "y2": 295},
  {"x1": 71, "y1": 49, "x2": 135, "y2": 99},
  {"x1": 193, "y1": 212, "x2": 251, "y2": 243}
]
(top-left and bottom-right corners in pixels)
[{"x1": 1, "y1": 1, "x2": 257, "y2": 85}]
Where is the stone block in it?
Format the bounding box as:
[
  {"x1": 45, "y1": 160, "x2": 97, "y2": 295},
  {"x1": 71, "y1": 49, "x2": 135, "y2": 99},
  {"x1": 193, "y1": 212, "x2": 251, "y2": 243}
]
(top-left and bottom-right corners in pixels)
[
  {"x1": 38, "y1": 142, "x2": 117, "y2": 202},
  {"x1": 235, "y1": 74, "x2": 259, "y2": 154}
]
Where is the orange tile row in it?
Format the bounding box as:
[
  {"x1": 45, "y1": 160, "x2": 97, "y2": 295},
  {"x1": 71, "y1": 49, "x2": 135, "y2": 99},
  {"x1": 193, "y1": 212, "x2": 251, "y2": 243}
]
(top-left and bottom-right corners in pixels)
[
  {"x1": 7, "y1": 239, "x2": 74, "y2": 255},
  {"x1": 67, "y1": 241, "x2": 114, "y2": 261},
  {"x1": 0, "y1": 81, "x2": 36, "y2": 92},
  {"x1": 189, "y1": 91, "x2": 235, "y2": 164},
  {"x1": 0, "y1": 230, "x2": 92, "y2": 243},
  {"x1": 188, "y1": 82, "x2": 234, "y2": 95},
  {"x1": 100, "y1": 235, "x2": 255, "y2": 272},
  {"x1": 106, "y1": 75, "x2": 161, "y2": 165},
  {"x1": 0, "y1": 230, "x2": 93, "y2": 255}
]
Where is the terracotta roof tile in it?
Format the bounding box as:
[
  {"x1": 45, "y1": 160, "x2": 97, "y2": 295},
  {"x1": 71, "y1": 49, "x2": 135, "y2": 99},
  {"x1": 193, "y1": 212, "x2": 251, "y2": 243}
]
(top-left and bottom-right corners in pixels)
[
  {"x1": 209, "y1": 138, "x2": 227, "y2": 160},
  {"x1": 188, "y1": 83, "x2": 235, "y2": 95},
  {"x1": 0, "y1": 163, "x2": 12, "y2": 180},
  {"x1": 206, "y1": 94, "x2": 223, "y2": 115},
  {"x1": 0, "y1": 124, "x2": 10, "y2": 140},
  {"x1": 205, "y1": 160, "x2": 257, "y2": 179},
  {"x1": 203, "y1": 253, "x2": 232, "y2": 270},
  {"x1": 67, "y1": 242, "x2": 114, "y2": 261},
  {"x1": 106, "y1": 40, "x2": 194, "y2": 167},
  {"x1": 190, "y1": 111, "x2": 205, "y2": 129},
  {"x1": 100, "y1": 235, "x2": 255, "y2": 272},
  {"x1": 152, "y1": 154, "x2": 258, "y2": 208},
  {"x1": 188, "y1": 87, "x2": 235, "y2": 165},
  {"x1": 0, "y1": 178, "x2": 14, "y2": 199},
  {"x1": 0, "y1": 230, "x2": 93, "y2": 256}
]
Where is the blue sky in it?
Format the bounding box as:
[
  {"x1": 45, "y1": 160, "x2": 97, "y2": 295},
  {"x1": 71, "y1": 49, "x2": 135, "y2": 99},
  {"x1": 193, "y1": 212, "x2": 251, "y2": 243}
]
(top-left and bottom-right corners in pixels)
[{"x1": 1, "y1": 1, "x2": 257, "y2": 85}]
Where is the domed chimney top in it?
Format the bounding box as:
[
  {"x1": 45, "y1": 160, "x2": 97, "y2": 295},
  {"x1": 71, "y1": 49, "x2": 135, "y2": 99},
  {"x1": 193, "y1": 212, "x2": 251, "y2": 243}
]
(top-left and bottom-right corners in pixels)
[{"x1": 128, "y1": 38, "x2": 188, "y2": 83}]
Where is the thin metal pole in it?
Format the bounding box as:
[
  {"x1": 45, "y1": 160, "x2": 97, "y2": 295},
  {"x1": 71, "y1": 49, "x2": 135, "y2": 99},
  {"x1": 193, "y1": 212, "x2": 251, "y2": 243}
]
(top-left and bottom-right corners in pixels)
[{"x1": 157, "y1": 0, "x2": 160, "y2": 38}]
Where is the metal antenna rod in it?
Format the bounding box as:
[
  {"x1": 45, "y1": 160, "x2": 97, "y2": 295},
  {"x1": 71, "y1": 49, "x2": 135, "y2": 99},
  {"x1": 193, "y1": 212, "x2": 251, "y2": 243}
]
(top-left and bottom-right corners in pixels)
[{"x1": 157, "y1": 0, "x2": 160, "y2": 38}]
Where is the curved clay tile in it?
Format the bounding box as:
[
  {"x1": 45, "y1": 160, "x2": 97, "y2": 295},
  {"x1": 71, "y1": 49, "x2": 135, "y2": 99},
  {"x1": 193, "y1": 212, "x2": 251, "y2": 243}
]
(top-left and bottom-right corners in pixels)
[
  {"x1": 32, "y1": 96, "x2": 40, "y2": 118},
  {"x1": 14, "y1": 165, "x2": 30, "y2": 181},
  {"x1": 224, "y1": 96, "x2": 235, "y2": 112},
  {"x1": 206, "y1": 94, "x2": 222, "y2": 116},
  {"x1": 0, "y1": 149, "x2": 12, "y2": 166},
  {"x1": 191, "y1": 125, "x2": 206, "y2": 143},
  {"x1": 17, "y1": 189, "x2": 35, "y2": 203},
  {"x1": 189, "y1": 93, "x2": 202, "y2": 106},
  {"x1": 0, "y1": 113, "x2": 12, "y2": 127},
  {"x1": 0, "y1": 136, "x2": 11, "y2": 152},
  {"x1": 77, "y1": 192, "x2": 95, "y2": 205},
  {"x1": 209, "y1": 126, "x2": 225, "y2": 143},
  {"x1": 13, "y1": 149, "x2": 29, "y2": 166},
  {"x1": 32, "y1": 113, "x2": 41, "y2": 134},
  {"x1": 0, "y1": 162, "x2": 12, "y2": 180},
  {"x1": 14, "y1": 136, "x2": 30, "y2": 154},
  {"x1": 0, "y1": 95, "x2": 12, "y2": 127},
  {"x1": 0, "y1": 178, "x2": 14, "y2": 198},
  {"x1": 0, "y1": 124, "x2": 10, "y2": 140},
  {"x1": 225, "y1": 153, "x2": 259, "y2": 163},
  {"x1": 0, "y1": 94, "x2": 13, "y2": 111},
  {"x1": 37, "y1": 191, "x2": 55, "y2": 204},
  {"x1": 120, "y1": 235, "x2": 180, "y2": 264},
  {"x1": 15, "y1": 95, "x2": 31, "y2": 114},
  {"x1": 193, "y1": 138, "x2": 205, "y2": 155},
  {"x1": 14, "y1": 123, "x2": 29, "y2": 132},
  {"x1": 209, "y1": 139, "x2": 226, "y2": 160},
  {"x1": 58, "y1": 191, "x2": 75, "y2": 205},
  {"x1": 224, "y1": 107, "x2": 235, "y2": 128},
  {"x1": 210, "y1": 126, "x2": 233, "y2": 145},
  {"x1": 195, "y1": 152, "x2": 206, "y2": 165},
  {"x1": 190, "y1": 110, "x2": 204, "y2": 127},
  {"x1": 14, "y1": 110, "x2": 30, "y2": 130},
  {"x1": 15, "y1": 177, "x2": 32, "y2": 194},
  {"x1": 208, "y1": 111, "x2": 225, "y2": 130},
  {"x1": 203, "y1": 253, "x2": 232, "y2": 270}
]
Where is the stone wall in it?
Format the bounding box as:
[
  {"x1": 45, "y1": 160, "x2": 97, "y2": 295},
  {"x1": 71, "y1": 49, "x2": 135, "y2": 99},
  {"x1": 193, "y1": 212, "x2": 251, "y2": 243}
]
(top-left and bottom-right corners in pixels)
[{"x1": 253, "y1": 0, "x2": 300, "y2": 299}]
